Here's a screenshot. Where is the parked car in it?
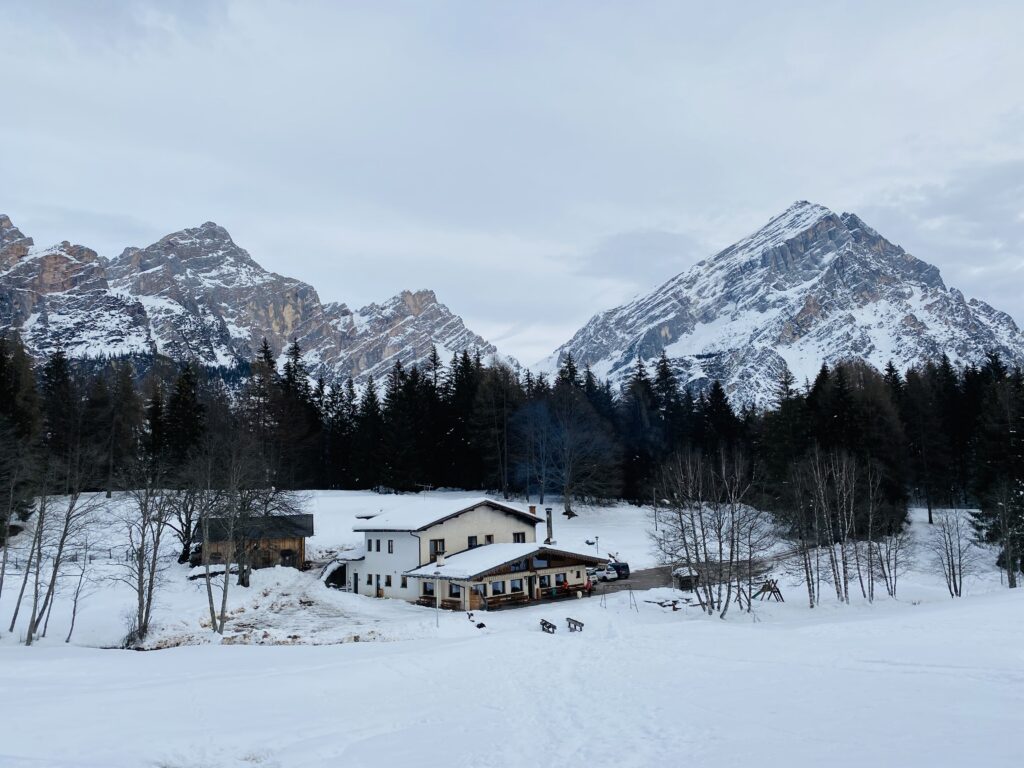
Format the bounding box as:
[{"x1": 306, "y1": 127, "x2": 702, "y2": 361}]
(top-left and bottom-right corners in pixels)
[
  {"x1": 608, "y1": 561, "x2": 630, "y2": 580},
  {"x1": 595, "y1": 564, "x2": 618, "y2": 582}
]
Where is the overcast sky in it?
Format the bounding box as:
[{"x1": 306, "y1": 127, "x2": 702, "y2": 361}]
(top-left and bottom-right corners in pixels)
[{"x1": 3, "y1": 1, "x2": 1023, "y2": 364}]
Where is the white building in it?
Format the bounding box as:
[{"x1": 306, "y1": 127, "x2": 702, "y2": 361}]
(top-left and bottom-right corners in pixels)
[
  {"x1": 326, "y1": 498, "x2": 606, "y2": 610},
  {"x1": 328, "y1": 498, "x2": 541, "y2": 600}
]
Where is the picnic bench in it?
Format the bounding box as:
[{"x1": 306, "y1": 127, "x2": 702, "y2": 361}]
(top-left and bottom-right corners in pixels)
[
  {"x1": 540, "y1": 619, "x2": 557, "y2": 634},
  {"x1": 566, "y1": 617, "x2": 584, "y2": 632}
]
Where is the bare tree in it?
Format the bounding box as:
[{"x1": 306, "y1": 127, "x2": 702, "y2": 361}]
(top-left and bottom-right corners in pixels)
[
  {"x1": 64, "y1": 538, "x2": 98, "y2": 643},
  {"x1": 854, "y1": 462, "x2": 884, "y2": 602},
  {"x1": 512, "y1": 399, "x2": 554, "y2": 505},
  {"x1": 928, "y1": 509, "x2": 977, "y2": 598},
  {"x1": 115, "y1": 470, "x2": 173, "y2": 646},
  {"x1": 983, "y1": 477, "x2": 1023, "y2": 589},
  {"x1": 9, "y1": 493, "x2": 43, "y2": 637},
  {"x1": 804, "y1": 447, "x2": 859, "y2": 604},
  {"x1": 24, "y1": 489, "x2": 102, "y2": 644},
  {"x1": 874, "y1": 526, "x2": 911, "y2": 598},
  {"x1": 786, "y1": 462, "x2": 822, "y2": 608},
  {"x1": 652, "y1": 448, "x2": 767, "y2": 618},
  {"x1": 548, "y1": 386, "x2": 620, "y2": 516},
  {"x1": 167, "y1": 486, "x2": 200, "y2": 564},
  {"x1": 0, "y1": 431, "x2": 34, "y2": 607},
  {"x1": 193, "y1": 427, "x2": 306, "y2": 634}
]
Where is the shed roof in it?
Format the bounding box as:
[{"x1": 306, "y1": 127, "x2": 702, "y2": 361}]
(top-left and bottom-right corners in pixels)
[
  {"x1": 198, "y1": 513, "x2": 314, "y2": 543},
  {"x1": 405, "y1": 543, "x2": 607, "y2": 581},
  {"x1": 352, "y1": 498, "x2": 539, "y2": 533}
]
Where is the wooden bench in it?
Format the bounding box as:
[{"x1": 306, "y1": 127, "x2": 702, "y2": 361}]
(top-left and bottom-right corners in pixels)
[
  {"x1": 566, "y1": 617, "x2": 584, "y2": 632},
  {"x1": 540, "y1": 619, "x2": 557, "y2": 634}
]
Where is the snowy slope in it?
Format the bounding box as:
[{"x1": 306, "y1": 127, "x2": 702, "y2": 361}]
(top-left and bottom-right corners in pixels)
[
  {"x1": 0, "y1": 216, "x2": 505, "y2": 382},
  {"x1": 0, "y1": 491, "x2": 1020, "y2": 768},
  {"x1": 543, "y1": 201, "x2": 1024, "y2": 406}
]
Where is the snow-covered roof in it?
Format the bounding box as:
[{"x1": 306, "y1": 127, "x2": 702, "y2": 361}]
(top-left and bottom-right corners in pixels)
[
  {"x1": 405, "y1": 543, "x2": 607, "y2": 581},
  {"x1": 334, "y1": 545, "x2": 366, "y2": 562},
  {"x1": 352, "y1": 497, "x2": 538, "y2": 532}
]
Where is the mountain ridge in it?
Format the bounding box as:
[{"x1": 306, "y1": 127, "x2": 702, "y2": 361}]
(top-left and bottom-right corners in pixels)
[
  {"x1": 0, "y1": 216, "x2": 503, "y2": 383},
  {"x1": 542, "y1": 200, "x2": 1024, "y2": 405}
]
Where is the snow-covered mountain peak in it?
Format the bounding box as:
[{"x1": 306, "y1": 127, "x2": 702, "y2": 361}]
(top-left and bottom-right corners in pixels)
[
  {"x1": 546, "y1": 202, "x2": 1024, "y2": 407},
  {"x1": 1, "y1": 217, "x2": 507, "y2": 382},
  {"x1": 738, "y1": 199, "x2": 834, "y2": 251},
  {"x1": 380, "y1": 289, "x2": 441, "y2": 317}
]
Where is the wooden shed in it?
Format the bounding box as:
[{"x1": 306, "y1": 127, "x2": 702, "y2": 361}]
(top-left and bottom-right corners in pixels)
[{"x1": 192, "y1": 514, "x2": 315, "y2": 570}]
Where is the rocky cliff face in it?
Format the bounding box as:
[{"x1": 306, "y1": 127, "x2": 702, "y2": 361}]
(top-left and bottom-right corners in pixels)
[
  {"x1": 0, "y1": 216, "x2": 499, "y2": 382},
  {"x1": 543, "y1": 201, "x2": 1024, "y2": 406},
  {"x1": 296, "y1": 289, "x2": 499, "y2": 384}
]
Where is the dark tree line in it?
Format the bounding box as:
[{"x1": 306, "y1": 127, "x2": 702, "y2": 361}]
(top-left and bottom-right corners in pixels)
[{"x1": 1, "y1": 333, "x2": 1021, "y2": 585}]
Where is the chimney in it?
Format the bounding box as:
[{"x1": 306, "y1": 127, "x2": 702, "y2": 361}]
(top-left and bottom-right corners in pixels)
[
  {"x1": 435, "y1": 553, "x2": 445, "y2": 567},
  {"x1": 529, "y1": 505, "x2": 537, "y2": 516},
  {"x1": 544, "y1": 507, "x2": 554, "y2": 545}
]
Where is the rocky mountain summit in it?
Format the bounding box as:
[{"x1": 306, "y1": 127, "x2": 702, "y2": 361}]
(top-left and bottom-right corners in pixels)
[
  {"x1": 543, "y1": 201, "x2": 1024, "y2": 406},
  {"x1": 0, "y1": 216, "x2": 499, "y2": 383}
]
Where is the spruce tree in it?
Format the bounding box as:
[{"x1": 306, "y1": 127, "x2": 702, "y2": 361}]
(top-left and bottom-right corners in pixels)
[{"x1": 165, "y1": 364, "x2": 205, "y2": 475}]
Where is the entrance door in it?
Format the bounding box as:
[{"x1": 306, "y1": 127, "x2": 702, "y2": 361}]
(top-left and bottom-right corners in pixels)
[
  {"x1": 353, "y1": 572, "x2": 359, "y2": 595},
  {"x1": 528, "y1": 576, "x2": 537, "y2": 601}
]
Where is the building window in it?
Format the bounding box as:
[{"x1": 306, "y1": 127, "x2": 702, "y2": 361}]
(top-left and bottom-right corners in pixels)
[
  {"x1": 576, "y1": 570, "x2": 581, "y2": 578},
  {"x1": 484, "y1": 535, "x2": 494, "y2": 544},
  {"x1": 366, "y1": 574, "x2": 373, "y2": 586},
  {"x1": 400, "y1": 575, "x2": 408, "y2": 589},
  {"x1": 449, "y1": 583, "x2": 462, "y2": 598},
  {"x1": 375, "y1": 539, "x2": 381, "y2": 552},
  {"x1": 539, "y1": 575, "x2": 551, "y2": 588},
  {"x1": 513, "y1": 532, "x2": 526, "y2": 543},
  {"x1": 468, "y1": 536, "x2": 479, "y2": 549},
  {"x1": 385, "y1": 575, "x2": 392, "y2": 587},
  {"x1": 491, "y1": 580, "x2": 506, "y2": 595},
  {"x1": 555, "y1": 573, "x2": 567, "y2": 586},
  {"x1": 429, "y1": 539, "x2": 445, "y2": 561},
  {"x1": 387, "y1": 539, "x2": 394, "y2": 554},
  {"x1": 423, "y1": 581, "x2": 435, "y2": 596},
  {"x1": 510, "y1": 578, "x2": 524, "y2": 593}
]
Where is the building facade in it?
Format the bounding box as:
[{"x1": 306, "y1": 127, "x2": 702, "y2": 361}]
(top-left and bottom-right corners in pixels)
[
  {"x1": 326, "y1": 499, "x2": 606, "y2": 610},
  {"x1": 329, "y1": 499, "x2": 540, "y2": 600}
]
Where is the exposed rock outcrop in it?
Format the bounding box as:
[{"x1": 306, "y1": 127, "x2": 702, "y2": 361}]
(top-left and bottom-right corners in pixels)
[{"x1": 542, "y1": 201, "x2": 1024, "y2": 406}]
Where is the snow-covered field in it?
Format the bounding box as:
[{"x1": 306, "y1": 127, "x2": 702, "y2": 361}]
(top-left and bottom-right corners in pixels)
[{"x1": 1, "y1": 492, "x2": 1021, "y2": 767}]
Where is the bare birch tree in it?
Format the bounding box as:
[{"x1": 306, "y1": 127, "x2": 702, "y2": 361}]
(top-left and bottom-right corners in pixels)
[
  {"x1": 874, "y1": 526, "x2": 911, "y2": 598},
  {"x1": 24, "y1": 490, "x2": 102, "y2": 644},
  {"x1": 652, "y1": 448, "x2": 767, "y2": 618},
  {"x1": 115, "y1": 471, "x2": 173, "y2": 646},
  {"x1": 65, "y1": 537, "x2": 98, "y2": 643},
  {"x1": 928, "y1": 508, "x2": 977, "y2": 598}
]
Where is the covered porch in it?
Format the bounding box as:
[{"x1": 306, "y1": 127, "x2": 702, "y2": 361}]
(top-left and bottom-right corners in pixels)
[{"x1": 406, "y1": 543, "x2": 608, "y2": 611}]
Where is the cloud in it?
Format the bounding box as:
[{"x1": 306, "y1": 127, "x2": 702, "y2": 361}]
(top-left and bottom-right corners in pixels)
[
  {"x1": 2, "y1": 1, "x2": 1023, "y2": 363},
  {"x1": 858, "y1": 160, "x2": 1024, "y2": 321},
  {"x1": 8, "y1": 1, "x2": 228, "y2": 50},
  {"x1": 576, "y1": 229, "x2": 707, "y2": 293}
]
